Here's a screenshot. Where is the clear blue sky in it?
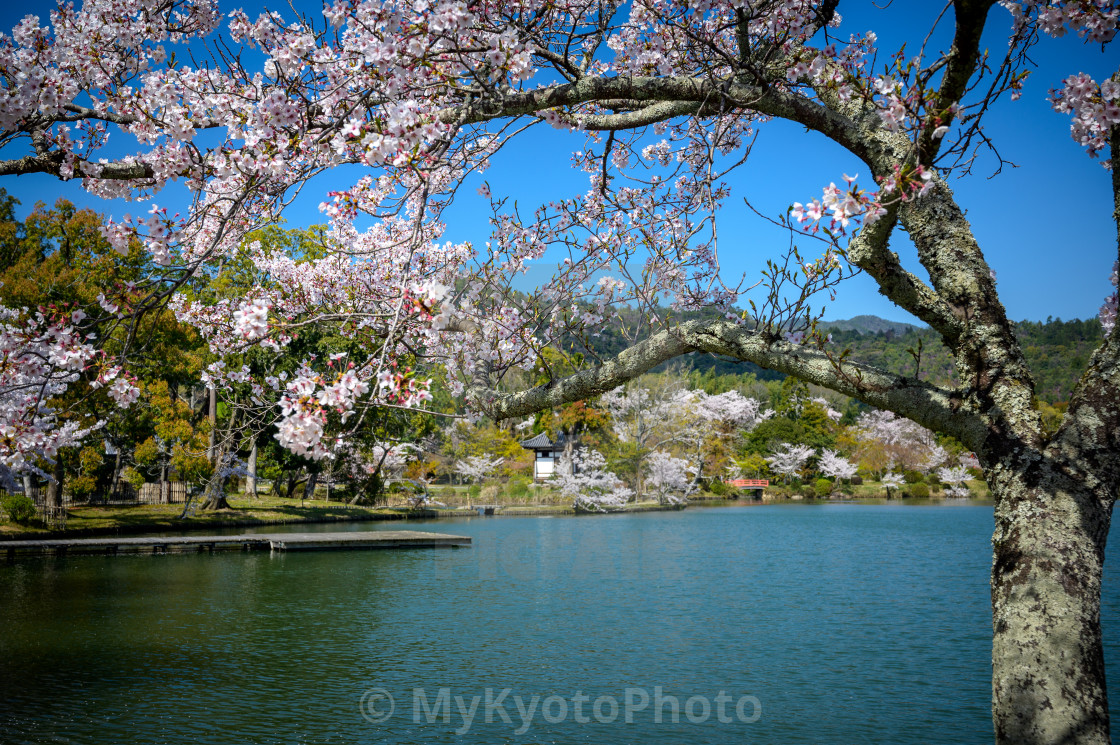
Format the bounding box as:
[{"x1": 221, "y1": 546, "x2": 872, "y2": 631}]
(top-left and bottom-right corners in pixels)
[{"x1": 1, "y1": 1, "x2": 1116, "y2": 324}]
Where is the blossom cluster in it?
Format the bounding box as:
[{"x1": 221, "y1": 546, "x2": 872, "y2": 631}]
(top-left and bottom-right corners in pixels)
[
  {"x1": 1049, "y1": 73, "x2": 1120, "y2": 158},
  {"x1": 0, "y1": 308, "x2": 99, "y2": 472}
]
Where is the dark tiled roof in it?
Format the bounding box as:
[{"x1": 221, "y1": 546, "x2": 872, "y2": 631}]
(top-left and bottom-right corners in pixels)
[{"x1": 520, "y1": 433, "x2": 553, "y2": 449}]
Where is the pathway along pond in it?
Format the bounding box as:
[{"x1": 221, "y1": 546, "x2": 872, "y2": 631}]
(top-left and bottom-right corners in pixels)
[{"x1": 3, "y1": 501, "x2": 1120, "y2": 744}]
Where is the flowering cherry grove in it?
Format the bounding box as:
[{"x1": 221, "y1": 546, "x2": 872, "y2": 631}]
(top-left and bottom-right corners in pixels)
[
  {"x1": 1, "y1": 0, "x2": 1119, "y2": 740},
  {"x1": 0, "y1": 0, "x2": 1113, "y2": 469}
]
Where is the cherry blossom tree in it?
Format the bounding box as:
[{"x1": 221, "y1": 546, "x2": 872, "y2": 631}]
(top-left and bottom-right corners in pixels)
[
  {"x1": 810, "y1": 397, "x2": 843, "y2": 423},
  {"x1": 939, "y1": 464, "x2": 973, "y2": 498},
  {"x1": 881, "y1": 470, "x2": 905, "y2": 498},
  {"x1": 766, "y1": 442, "x2": 815, "y2": 483},
  {"x1": 817, "y1": 448, "x2": 858, "y2": 482},
  {"x1": 674, "y1": 387, "x2": 771, "y2": 486},
  {"x1": 922, "y1": 443, "x2": 949, "y2": 473},
  {"x1": 333, "y1": 440, "x2": 417, "y2": 504},
  {"x1": 645, "y1": 450, "x2": 695, "y2": 505},
  {"x1": 853, "y1": 409, "x2": 942, "y2": 474},
  {"x1": 554, "y1": 448, "x2": 631, "y2": 512},
  {"x1": 1, "y1": 0, "x2": 1118, "y2": 740},
  {"x1": 601, "y1": 380, "x2": 690, "y2": 495},
  {"x1": 455, "y1": 454, "x2": 503, "y2": 483}
]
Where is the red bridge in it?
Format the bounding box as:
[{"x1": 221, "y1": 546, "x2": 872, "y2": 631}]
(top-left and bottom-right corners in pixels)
[{"x1": 726, "y1": 479, "x2": 769, "y2": 489}]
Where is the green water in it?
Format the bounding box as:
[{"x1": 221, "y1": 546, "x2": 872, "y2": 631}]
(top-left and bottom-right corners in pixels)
[{"x1": 2, "y1": 502, "x2": 1119, "y2": 744}]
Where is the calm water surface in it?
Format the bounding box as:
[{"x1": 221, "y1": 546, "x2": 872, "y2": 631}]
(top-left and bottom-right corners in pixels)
[{"x1": 3, "y1": 502, "x2": 1120, "y2": 744}]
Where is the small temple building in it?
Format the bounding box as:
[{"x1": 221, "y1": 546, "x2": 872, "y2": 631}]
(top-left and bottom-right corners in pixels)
[{"x1": 519, "y1": 432, "x2": 568, "y2": 481}]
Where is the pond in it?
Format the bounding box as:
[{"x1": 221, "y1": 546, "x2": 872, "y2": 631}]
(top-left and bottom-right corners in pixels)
[{"x1": 2, "y1": 502, "x2": 1119, "y2": 744}]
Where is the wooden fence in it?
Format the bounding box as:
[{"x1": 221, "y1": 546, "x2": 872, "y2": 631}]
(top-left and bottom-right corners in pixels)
[
  {"x1": 138, "y1": 482, "x2": 190, "y2": 504},
  {"x1": 1, "y1": 480, "x2": 192, "y2": 529}
]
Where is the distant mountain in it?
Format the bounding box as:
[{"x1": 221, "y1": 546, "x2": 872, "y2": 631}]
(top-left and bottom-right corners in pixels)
[{"x1": 819, "y1": 315, "x2": 920, "y2": 335}]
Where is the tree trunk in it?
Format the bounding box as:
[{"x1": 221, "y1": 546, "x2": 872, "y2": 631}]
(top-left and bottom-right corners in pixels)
[
  {"x1": 284, "y1": 470, "x2": 302, "y2": 500},
  {"x1": 44, "y1": 456, "x2": 64, "y2": 509},
  {"x1": 21, "y1": 473, "x2": 33, "y2": 500},
  {"x1": 201, "y1": 491, "x2": 230, "y2": 510},
  {"x1": 108, "y1": 450, "x2": 123, "y2": 499},
  {"x1": 246, "y1": 441, "x2": 258, "y2": 499},
  {"x1": 989, "y1": 458, "x2": 1112, "y2": 745},
  {"x1": 199, "y1": 459, "x2": 231, "y2": 511},
  {"x1": 207, "y1": 387, "x2": 217, "y2": 464},
  {"x1": 305, "y1": 470, "x2": 318, "y2": 502}
]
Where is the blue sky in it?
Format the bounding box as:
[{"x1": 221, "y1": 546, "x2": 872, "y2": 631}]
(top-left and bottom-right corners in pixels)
[{"x1": 1, "y1": 1, "x2": 1116, "y2": 325}]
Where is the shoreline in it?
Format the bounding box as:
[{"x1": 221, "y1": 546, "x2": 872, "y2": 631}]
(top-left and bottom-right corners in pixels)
[
  {"x1": 0, "y1": 499, "x2": 695, "y2": 542},
  {"x1": 0, "y1": 494, "x2": 995, "y2": 543}
]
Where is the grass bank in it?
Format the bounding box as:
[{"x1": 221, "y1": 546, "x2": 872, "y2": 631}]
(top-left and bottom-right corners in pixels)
[
  {"x1": 0, "y1": 495, "x2": 687, "y2": 540},
  {"x1": 0, "y1": 496, "x2": 407, "y2": 540}
]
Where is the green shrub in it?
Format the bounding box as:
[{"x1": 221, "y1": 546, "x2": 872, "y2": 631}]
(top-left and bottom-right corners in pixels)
[
  {"x1": 707, "y1": 479, "x2": 730, "y2": 497},
  {"x1": 761, "y1": 484, "x2": 790, "y2": 499},
  {"x1": 906, "y1": 483, "x2": 931, "y2": 498},
  {"x1": 506, "y1": 477, "x2": 531, "y2": 501},
  {"x1": 927, "y1": 473, "x2": 941, "y2": 484},
  {"x1": 903, "y1": 470, "x2": 924, "y2": 484},
  {"x1": 467, "y1": 483, "x2": 481, "y2": 500},
  {"x1": 814, "y1": 478, "x2": 834, "y2": 498},
  {"x1": 2, "y1": 494, "x2": 37, "y2": 524}
]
